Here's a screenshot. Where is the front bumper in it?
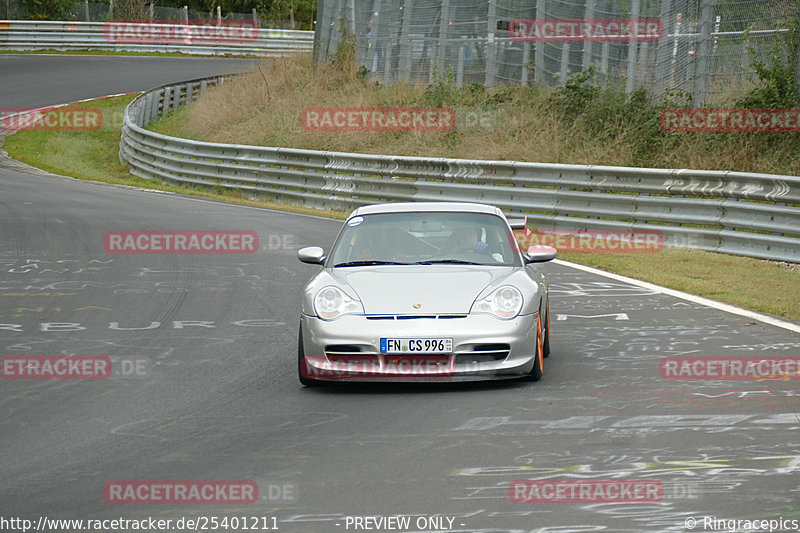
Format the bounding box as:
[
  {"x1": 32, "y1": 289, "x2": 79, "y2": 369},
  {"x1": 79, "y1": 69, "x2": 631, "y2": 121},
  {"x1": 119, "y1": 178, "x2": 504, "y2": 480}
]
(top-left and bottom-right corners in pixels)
[{"x1": 300, "y1": 313, "x2": 539, "y2": 382}]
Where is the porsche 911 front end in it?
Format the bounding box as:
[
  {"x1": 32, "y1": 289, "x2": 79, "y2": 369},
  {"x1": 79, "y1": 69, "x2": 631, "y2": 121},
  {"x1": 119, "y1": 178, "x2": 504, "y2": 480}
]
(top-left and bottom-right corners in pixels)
[{"x1": 296, "y1": 202, "x2": 556, "y2": 385}]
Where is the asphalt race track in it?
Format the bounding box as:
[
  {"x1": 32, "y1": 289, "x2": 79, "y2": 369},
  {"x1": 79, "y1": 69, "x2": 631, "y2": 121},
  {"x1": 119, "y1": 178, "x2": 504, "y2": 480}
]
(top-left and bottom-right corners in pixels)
[{"x1": 1, "y1": 56, "x2": 799, "y2": 533}]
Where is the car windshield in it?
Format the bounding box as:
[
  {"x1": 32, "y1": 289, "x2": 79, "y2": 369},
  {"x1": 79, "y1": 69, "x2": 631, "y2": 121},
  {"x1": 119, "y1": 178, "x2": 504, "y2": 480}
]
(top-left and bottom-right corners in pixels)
[{"x1": 329, "y1": 212, "x2": 521, "y2": 267}]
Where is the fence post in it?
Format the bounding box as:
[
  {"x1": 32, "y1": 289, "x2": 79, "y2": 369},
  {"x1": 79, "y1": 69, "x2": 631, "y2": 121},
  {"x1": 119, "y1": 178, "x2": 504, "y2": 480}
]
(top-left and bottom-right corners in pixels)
[
  {"x1": 384, "y1": 44, "x2": 393, "y2": 84},
  {"x1": 653, "y1": 0, "x2": 672, "y2": 97},
  {"x1": 521, "y1": 42, "x2": 530, "y2": 85},
  {"x1": 313, "y1": 0, "x2": 334, "y2": 64},
  {"x1": 398, "y1": 0, "x2": 413, "y2": 82},
  {"x1": 437, "y1": 0, "x2": 449, "y2": 78},
  {"x1": 327, "y1": 0, "x2": 344, "y2": 64},
  {"x1": 560, "y1": 42, "x2": 571, "y2": 85},
  {"x1": 108, "y1": 0, "x2": 113, "y2": 20},
  {"x1": 347, "y1": 0, "x2": 355, "y2": 35},
  {"x1": 794, "y1": 2, "x2": 800, "y2": 88},
  {"x1": 456, "y1": 40, "x2": 465, "y2": 85},
  {"x1": 368, "y1": 0, "x2": 382, "y2": 73},
  {"x1": 534, "y1": 0, "x2": 545, "y2": 84},
  {"x1": 581, "y1": 0, "x2": 595, "y2": 71},
  {"x1": 625, "y1": 0, "x2": 640, "y2": 94},
  {"x1": 182, "y1": 6, "x2": 188, "y2": 25},
  {"x1": 600, "y1": 42, "x2": 609, "y2": 75},
  {"x1": 485, "y1": 0, "x2": 496, "y2": 87},
  {"x1": 84, "y1": 0, "x2": 89, "y2": 21},
  {"x1": 692, "y1": 0, "x2": 714, "y2": 107},
  {"x1": 149, "y1": 2, "x2": 154, "y2": 22}
]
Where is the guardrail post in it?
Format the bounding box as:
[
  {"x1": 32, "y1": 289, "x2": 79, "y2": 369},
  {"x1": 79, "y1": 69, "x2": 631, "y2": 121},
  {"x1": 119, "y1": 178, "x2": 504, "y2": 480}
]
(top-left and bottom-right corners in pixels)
[
  {"x1": 161, "y1": 87, "x2": 171, "y2": 118},
  {"x1": 173, "y1": 85, "x2": 183, "y2": 111},
  {"x1": 142, "y1": 92, "x2": 151, "y2": 125}
]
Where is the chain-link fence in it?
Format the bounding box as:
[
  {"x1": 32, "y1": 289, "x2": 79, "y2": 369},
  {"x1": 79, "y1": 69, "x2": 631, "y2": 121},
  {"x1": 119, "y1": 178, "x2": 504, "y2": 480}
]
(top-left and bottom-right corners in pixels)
[
  {"x1": 314, "y1": 0, "x2": 800, "y2": 105},
  {"x1": 2, "y1": 0, "x2": 299, "y2": 29}
]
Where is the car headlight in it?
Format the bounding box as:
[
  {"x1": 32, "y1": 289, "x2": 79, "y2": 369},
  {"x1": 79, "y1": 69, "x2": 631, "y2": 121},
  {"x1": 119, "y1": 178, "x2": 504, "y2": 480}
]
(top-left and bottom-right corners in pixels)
[
  {"x1": 314, "y1": 286, "x2": 364, "y2": 320},
  {"x1": 471, "y1": 285, "x2": 523, "y2": 319}
]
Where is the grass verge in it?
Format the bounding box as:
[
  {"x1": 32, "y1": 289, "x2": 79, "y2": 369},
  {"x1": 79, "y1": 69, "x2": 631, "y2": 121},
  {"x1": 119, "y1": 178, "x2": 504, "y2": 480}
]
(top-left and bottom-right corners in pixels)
[
  {"x1": 148, "y1": 55, "x2": 800, "y2": 176},
  {"x1": 3, "y1": 80, "x2": 799, "y2": 323},
  {"x1": 0, "y1": 95, "x2": 347, "y2": 221}
]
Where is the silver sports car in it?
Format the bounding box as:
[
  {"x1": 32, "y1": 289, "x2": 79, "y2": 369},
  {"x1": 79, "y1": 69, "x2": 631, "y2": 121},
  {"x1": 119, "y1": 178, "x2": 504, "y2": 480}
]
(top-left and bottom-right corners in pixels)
[{"x1": 296, "y1": 202, "x2": 556, "y2": 385}]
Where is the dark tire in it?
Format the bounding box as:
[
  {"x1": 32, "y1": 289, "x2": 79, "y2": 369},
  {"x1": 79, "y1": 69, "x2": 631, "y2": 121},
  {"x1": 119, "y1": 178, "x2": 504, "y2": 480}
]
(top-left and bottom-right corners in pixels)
[
  {"x1": 521, "y1": 314, "x2": 543, "y2": 382},
  {"x1": 543, "y1": 297, "x2": 551, "y2": 358},
  {"x1": 297, "y1": 324, "x2": 319, "y2": 387}
]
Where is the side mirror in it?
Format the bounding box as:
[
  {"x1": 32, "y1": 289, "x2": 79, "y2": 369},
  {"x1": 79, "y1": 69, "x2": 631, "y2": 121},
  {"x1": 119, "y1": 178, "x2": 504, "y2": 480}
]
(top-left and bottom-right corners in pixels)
[
  {"x1": 297, "y1": 246, "x2": 326, "y2": 265},
  {"x1": 524, "y1": 245, "x2": 557, "y2": 263}
]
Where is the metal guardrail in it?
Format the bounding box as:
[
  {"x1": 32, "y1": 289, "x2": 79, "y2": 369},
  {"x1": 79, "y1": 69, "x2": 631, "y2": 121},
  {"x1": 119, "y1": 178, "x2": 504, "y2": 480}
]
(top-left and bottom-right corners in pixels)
[
  {"x1": 0, "y1": 20, "x2": 312, "y2": 56},
  {"x1": 119, "y1": 76, "x2": 800, "y2": 263}
]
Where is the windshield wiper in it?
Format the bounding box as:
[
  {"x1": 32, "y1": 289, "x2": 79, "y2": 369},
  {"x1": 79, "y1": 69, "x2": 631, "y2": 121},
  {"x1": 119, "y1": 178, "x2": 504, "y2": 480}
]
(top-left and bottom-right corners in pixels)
[
  {"x1": 333, "y1": 260, "x2": 411, "y2": 267},
  {"x1": 413, "y1": 259, "x2": 483, "y2": 265}
]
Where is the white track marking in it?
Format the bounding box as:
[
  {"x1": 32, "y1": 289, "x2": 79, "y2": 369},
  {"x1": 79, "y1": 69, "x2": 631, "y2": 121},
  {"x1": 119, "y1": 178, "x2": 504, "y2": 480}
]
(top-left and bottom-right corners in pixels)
[{"x1": 554, "y1": 259, "x2": 800, "y2": 334}]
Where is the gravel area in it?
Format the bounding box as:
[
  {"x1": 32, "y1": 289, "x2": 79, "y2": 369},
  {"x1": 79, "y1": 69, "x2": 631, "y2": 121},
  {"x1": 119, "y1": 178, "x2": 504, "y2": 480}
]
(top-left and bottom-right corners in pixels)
[{"x1": 775, "y1": 261, "x2": 800, "y2": 273}]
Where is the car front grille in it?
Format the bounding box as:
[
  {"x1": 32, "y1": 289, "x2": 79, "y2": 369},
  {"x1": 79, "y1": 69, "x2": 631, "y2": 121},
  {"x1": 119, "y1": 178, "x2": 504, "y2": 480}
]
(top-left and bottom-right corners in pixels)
[
  {"x1": 365, "y1": 314, "x2": 468, "y2": 320},
  {"x1": 323, "y1": 343, "x2": 510, "y2": 365}
]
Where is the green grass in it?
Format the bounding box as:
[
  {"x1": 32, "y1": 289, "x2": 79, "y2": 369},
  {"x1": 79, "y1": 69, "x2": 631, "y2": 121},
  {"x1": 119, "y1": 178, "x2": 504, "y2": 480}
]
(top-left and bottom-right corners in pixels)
[
  {"x1": 3, "y1": 95, "x2": 135, "y2": 183},
  {"x1": 3, "y1": 90, "x2": 800, "y2": 323}
]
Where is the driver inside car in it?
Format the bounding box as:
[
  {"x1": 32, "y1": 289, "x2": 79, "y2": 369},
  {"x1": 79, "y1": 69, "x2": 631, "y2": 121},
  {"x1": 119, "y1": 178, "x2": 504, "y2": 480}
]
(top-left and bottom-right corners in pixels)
[{"x1": 453, "y1": 226, "x2": 490, "y2": 253}]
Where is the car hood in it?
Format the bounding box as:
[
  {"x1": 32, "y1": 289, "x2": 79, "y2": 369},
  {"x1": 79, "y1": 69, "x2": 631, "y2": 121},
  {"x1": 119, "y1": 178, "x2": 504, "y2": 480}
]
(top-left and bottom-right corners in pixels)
[{"x1": 330, "y1": 265, "x2": 512, "y2": 315}]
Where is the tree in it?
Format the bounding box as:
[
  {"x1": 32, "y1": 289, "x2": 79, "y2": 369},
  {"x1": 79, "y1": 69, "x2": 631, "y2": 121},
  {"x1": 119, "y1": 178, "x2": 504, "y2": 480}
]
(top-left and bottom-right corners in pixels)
[{"x1": 20, "y1": 0, "x2": 76, "y2": 19}]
